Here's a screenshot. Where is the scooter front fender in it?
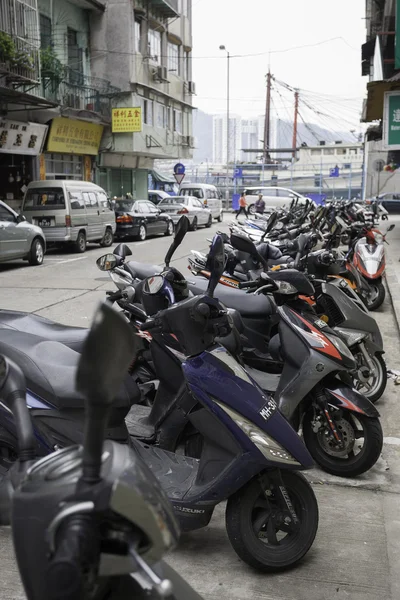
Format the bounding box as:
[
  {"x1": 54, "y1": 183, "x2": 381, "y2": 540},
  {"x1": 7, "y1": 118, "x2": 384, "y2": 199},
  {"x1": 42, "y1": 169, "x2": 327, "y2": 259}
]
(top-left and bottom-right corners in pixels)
[{"x1": 325, "y1": 384, "x2": 380, "y2": 418}]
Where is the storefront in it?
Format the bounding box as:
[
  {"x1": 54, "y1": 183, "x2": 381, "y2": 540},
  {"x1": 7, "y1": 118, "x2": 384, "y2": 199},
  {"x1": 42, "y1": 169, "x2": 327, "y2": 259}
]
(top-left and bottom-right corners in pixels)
[
  {"x1": 0, "y1": 118, "x2": 48, "y2": 210},
  {"x1": 40, "y1": 117, "x2": 103, "y2": 182}
]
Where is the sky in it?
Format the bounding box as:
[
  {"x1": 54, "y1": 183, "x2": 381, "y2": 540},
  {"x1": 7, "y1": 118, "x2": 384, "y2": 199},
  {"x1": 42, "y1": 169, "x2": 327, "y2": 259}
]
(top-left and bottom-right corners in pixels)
[{"x1": 191, "y1": 0, "x2": 366, "y2": 134}]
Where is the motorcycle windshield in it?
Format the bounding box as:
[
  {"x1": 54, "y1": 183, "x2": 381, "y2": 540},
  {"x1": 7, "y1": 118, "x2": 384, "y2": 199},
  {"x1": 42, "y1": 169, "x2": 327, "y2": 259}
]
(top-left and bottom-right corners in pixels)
[{"x1": 182, "y1": 346, "x2": 313, "y2": 469}]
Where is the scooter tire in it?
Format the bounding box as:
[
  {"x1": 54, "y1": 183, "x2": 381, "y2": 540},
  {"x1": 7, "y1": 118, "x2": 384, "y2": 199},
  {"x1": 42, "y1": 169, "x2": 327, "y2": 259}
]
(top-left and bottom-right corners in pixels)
[
  {"x1": 0, "y1": 427, "x2": 17, "y2": 476},
  {"x1": 303, "y1": 412, "x2": 383, "y2": 477},
  {"x1": 356, "y1": 353, "x2": 387, "y2": 404},
  {"x1": 225, "y1": 472, "x2": 318, "y2": 572},
  {"x1": 365, "y1": 282, "x2": 385, "y2": 311}
]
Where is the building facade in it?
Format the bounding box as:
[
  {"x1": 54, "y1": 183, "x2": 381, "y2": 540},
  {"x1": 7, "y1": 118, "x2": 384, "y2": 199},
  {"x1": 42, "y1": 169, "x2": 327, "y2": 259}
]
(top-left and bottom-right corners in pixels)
[
  {"x1": 212, "y1": 114, "x2": 242, "y2": 164},
  {"x1": 0, "y1": 0, "x2": 194, "y2": 208}
]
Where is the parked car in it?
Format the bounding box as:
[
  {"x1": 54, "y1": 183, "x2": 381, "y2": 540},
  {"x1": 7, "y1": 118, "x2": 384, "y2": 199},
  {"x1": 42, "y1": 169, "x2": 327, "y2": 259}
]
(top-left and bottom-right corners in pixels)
[
  {"x1": 375, "y1": 193, "x2": 400, "y2": 213},
  {"x1": 21, "y1": 181, "x2": 116, "y2": 253},
  {"x1": 179, "y1": 183, "x2": 223, "y2": 221},
  {"x1": 148, "y1": 190, "x2": 171, "y2": 205},
  {"x1": 0, "y1": 200, "x2": 46, "y2": 266},
  {"x1": 157, "y1": 195, "x2": 212, "y2": 231},
  {"x1": 243, "y1": 186, "x2": 312, "y2": 213},
  {"x1": 114, "y1": 199, "x2": 174, "y2": 241}
]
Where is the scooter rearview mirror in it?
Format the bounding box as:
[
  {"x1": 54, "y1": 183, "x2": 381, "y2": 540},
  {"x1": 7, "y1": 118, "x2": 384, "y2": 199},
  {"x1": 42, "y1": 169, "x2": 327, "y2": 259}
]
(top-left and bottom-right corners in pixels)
[
  {"x1": 77, "y1": 303, "x2": 138, "y2": 408},
  {"x1": 113, "y1": 243, "x2": 132, "y2": 259},
  {"x1": 265, "y1": 212, "x2": 278, "y2": 234},
  {"x1": 165, "y1": 215, "x2": 190, "y2": 267},
  {"x1": 230, "y1": 232, "x2": 269, "y2": 270},
  {"x1": 206, "y1": 234, "x2": 225, "y2": 297},
  {"x1": 387, "y1": 223, "x2": 395, "y2": 233},
  {"x1": 96, "y1": 254, "x2": 118, "y2": 271}
]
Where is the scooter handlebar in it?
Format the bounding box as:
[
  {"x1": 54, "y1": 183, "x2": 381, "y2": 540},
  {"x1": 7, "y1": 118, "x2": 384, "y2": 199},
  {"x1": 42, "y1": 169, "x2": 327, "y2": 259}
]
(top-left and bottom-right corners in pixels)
[{"x1": 238, "y1": 280, "x2": 259, "y2": 290}]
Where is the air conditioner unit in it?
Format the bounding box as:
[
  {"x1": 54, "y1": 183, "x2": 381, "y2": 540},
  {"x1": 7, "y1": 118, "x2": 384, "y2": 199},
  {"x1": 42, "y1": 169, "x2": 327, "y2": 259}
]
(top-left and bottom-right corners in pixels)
[
  {"x1": 181, "y1": 135, "x2": 189, "y2": 146},
  {"x1": 153, "y1": 66, "x2": 168, "y2": 82},
  {"x1": 187, "y1": 81, "x2": 196, "y2": 94},
  {"x1": 189, "y1": 136, "x2": 196, "y2": 148}
]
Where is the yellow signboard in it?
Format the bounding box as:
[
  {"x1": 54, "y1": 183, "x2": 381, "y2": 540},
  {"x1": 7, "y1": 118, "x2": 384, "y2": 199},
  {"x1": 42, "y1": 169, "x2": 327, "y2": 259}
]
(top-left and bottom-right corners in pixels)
[
  {"x1": 112, "y1": 107, "x2": 142, "y2": 133},
  {"x1": 47, "y1": 117, "x2": 103, "y2": 155},
  {"x1": 39, "y1": 154, "x2": 46, "y2": 180}
]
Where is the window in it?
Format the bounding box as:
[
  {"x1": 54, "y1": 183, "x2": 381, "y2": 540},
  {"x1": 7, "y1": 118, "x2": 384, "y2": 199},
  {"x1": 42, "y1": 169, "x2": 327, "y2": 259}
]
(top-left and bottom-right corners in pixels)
[
  {"x1": 146, "y1": 201, "x2": 158, "y2": 213},
  {"x1": 323, "y1": 148, "x2": 334, "y2": 155},
  {"x1": 97, "y1": 191, "x2": 109, "y2": 209},
  {"x1": 115, "y1": 200, "x2": 134, "y2": 211},
  {"x1": 183, "y1": 51, "x2": 190, "y2": 80},
  {"x1": 311, "y1": 149, "x2": 321, "y2": 156},
  {"x1": 168, "y1": 42, "x2": 180, "y2": 74},
  {"x1": 0, "y1": 205, "x2": 15, "y2": 222},
  {"x1": 144, "y1": 99, "x2": 153, "y2": 125},
  {"x1": 148, "y1": 29, "x2": 161, "y2": 63},
  {"x1": 181, "y1": 188, "x2": 204, "y2": 199},
  {"x1": 349, "y1": 148, "x2": 357, "y2": 155},
  {"x1": 193, "y1": 199, "x2": 203, "y2": 209},
  {"x1": 24, "y1": 188, "x2": 65, "y2": 210},
  {"x1": 45, "y1": 154, "x2": 83, "y2": 179},
  {"x1": 134, "y1": 20, "x2": 141, "y2": 53},
  {"x1": 166, "y1": 106, "x2": 172, "y2": 129},
  {"x1": 40, "y1": 14, "x2": 52, "y2": 49},
  {"x1": 173, "y1": 109, "x2": 182, "y2": 133},
  {"x1": 155, "y1": 102, "x2": 166, "y2": 128},
  {"x1": 137, "y1": 201, "x2": 147, "y2": 213},
  {"x1": 69, "y1": 191, "x2": 85, "y2": 210},
  {"x1": 336, "y1": 148, "x2": 346, "y2": 155},
  {"x1": 67, "y1": 28, "x2": 83, "y2": 84},
  {"x1": 88, "y1": 192, "x2": 98, "y2": 207}
]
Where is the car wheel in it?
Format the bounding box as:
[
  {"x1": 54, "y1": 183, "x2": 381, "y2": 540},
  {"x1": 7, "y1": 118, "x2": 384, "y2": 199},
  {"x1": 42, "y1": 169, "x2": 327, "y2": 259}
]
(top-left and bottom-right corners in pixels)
[
  {"x1": 217, "y1": 211, "x2": 223, "y2": 222},
  {"x1": 248, "y1": 204, "x2": 256, "y2": 215},
  {"x1": 165, "y1": 221, "x2": 174, "y2": 236},
  {"x1": 190, "y1": 217, "x2": 198, "y2": 231},
  {"x1": 74, "y1": 231, "x2": 86, "y2": 253},
  {"x1": 205, "y1": 214, "x2": 212, "y2": 228},
  {"x1": 28, "y1": 237, "x2": 44, "y2": 266},
  {"x1": 137, "y1": 224, "x2": 147, "y2": 241},
  {"x1": 100, "y1": 227, "x2": 114, "y2": 247}
]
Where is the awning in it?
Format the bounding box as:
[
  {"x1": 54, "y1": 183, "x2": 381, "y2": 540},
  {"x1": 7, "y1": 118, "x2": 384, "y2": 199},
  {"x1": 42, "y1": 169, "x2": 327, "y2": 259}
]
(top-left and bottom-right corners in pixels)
[
  {"x1": 151, "y1": 169, "x2": 175, "y2": 183},
  {"x1": 148, "y1": 0, "x2": 178, "y2": 18},
  {"x1": 361, "y1": 80, "x2": 400, "y2": 122},
  {"x1": 0, "y1": 86, "x2": 58, "y2": 111}
]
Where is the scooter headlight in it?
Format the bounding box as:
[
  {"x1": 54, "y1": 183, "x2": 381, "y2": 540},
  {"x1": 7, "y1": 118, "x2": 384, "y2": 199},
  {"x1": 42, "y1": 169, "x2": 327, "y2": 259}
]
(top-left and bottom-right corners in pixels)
[
  {"x1": 214, "y1": 401, "x2": 301, "y2": 466},
  {"x1": 373, "y1": 231, "x2": 383, "y2": 244},
  {"x1": 274, "y1": 280, "x2": 298, "y2": 295},
  {"x1": 335, "y1": 328, "x2": 367, "y2": 348}
]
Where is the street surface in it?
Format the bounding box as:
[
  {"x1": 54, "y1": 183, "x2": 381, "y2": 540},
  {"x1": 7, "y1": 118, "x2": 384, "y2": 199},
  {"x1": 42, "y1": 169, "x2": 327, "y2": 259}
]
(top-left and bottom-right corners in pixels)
[{"x1": 1, "y1": 216, "x2": 400, "y2": 599}]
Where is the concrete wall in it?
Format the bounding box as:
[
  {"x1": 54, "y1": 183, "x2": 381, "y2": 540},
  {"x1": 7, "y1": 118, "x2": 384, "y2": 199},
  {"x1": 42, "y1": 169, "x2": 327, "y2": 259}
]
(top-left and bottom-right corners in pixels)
[{"x1": 365, "y1": 139, "x2": 400, "y2": 197}]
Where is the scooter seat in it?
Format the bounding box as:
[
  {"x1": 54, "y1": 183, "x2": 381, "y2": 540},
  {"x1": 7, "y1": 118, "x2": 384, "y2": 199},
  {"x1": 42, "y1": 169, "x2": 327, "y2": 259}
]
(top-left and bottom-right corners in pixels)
[
  {"x1": 268, "y1": 255, "x2": 291, "y2": 266},
  {"x1": 0, "y1": 330, "x2": 140, "y2": 410},
  {"x1": 188, "y1": 276, "x2": 276, "y2": 318},
  {"x1": 125, "y1": 261, "x2": 162, "y2": 280},
  {"x1": 0, "y1": 310, "x2": 87, "y2": 352}
]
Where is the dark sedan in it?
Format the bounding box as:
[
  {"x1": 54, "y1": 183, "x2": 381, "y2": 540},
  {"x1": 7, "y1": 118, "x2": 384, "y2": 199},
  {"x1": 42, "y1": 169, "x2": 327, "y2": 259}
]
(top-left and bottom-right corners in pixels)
[{"x1": 115, "y1": 199, "x2": 174, "y2": 241}]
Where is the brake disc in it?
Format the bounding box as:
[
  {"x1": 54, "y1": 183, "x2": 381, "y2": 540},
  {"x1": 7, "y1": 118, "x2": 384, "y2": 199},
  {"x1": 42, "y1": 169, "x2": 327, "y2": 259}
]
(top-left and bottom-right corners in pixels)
[{"x1": 318, "y1": 417, "x2": 356, "y2": 457}]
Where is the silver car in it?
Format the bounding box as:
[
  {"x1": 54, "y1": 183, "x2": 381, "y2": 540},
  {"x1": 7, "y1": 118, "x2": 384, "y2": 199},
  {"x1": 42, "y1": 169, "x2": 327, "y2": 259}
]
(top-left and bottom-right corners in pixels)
[
  {"x1": 0, "y1": 200, "x2": 46, "y2": 266},
  {"x1": 157, "y1": 196, "x2": 212, "y2": 231}
]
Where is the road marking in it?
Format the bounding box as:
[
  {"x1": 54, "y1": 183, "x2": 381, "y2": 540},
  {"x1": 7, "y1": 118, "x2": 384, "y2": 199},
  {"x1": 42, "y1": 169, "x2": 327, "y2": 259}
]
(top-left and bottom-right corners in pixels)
[
  {"x1": 135, "y1": 241, "x2": 151, "y2": 246},
  {"x1": 44, "y1": 256, "x2": 88, "y2": 265}
]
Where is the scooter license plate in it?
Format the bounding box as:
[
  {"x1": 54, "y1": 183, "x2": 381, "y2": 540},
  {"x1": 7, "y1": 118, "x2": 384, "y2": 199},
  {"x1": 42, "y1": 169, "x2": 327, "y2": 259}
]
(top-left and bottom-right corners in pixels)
[{"x1": 259, "y1": 396, "x2": 278, "y2": 421}]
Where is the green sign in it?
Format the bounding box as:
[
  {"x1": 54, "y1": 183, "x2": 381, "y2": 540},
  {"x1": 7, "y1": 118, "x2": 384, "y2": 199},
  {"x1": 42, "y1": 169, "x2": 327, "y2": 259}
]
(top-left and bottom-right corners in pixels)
[
  {"x1": 387, "y1": 94, "x2": 400, "y2": 147},
  {"x1": 397, "y1": 0, "x2": 400, "y2": 68}
]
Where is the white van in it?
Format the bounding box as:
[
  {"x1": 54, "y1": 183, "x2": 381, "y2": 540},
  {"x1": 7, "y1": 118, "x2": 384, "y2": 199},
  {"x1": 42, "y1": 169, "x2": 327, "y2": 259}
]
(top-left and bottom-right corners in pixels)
[
  {"x1": 179, "y1": 183, "x2": 223, "y2": 222},
  {"x1": 244, "y1": 187, "x2": 312, "y2": 213},
  {"x1": 22, "y1": 180, "x2": 116, "y2": 253}
]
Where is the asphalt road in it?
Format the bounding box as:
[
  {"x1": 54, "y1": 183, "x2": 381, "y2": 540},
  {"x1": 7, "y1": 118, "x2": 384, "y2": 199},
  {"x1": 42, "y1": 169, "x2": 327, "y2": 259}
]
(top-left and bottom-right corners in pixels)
[{"x1": 1, "y1": 216, "x2": 400, "y2": 599}]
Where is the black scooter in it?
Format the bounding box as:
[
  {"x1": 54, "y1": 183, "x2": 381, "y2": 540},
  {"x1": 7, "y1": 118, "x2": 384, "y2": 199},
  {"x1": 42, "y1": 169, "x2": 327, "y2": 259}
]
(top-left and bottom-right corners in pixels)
[{"x1": 0, "y1": 302, "x2": 203, "y2": 600}]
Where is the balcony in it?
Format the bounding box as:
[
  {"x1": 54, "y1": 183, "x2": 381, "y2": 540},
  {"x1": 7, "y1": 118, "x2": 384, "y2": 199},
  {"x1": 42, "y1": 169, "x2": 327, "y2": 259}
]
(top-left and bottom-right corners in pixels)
[
  {"x1": 149, "y1": 0, "x2": 178, "y2": 18},
  {"x1": 0, "y1": 34, "x2": 40, "y2": 84},
  {"x1": 42, "y1": 67, "x2": 120, "y2": 120}
]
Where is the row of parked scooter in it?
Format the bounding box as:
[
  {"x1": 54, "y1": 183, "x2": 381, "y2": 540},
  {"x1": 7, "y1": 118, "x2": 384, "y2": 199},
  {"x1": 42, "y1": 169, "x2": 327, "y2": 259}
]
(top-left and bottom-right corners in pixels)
[{"x1": 0, "y1": 197, "x2": 394, "y2": 598}]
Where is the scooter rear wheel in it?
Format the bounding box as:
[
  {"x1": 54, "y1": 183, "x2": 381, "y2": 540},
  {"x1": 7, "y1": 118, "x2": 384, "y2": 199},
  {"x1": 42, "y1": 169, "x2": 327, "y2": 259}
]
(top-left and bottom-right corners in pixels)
[{"x1": 225, "y1": 472, "x2": 318, "y2": 571}]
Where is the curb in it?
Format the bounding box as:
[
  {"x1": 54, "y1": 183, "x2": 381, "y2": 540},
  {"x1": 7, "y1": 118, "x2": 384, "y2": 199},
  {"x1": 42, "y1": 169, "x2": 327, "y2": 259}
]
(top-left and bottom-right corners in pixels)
[{"x1": 385, "y1": 256, "x2": 400, "y2": 334}]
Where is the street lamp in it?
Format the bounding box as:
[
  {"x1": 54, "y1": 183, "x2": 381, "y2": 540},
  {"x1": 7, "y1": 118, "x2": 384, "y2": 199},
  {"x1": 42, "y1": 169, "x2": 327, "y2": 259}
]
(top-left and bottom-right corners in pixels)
[{"x1": 219, "y1": 45, "x2": 230, "y2": 201}]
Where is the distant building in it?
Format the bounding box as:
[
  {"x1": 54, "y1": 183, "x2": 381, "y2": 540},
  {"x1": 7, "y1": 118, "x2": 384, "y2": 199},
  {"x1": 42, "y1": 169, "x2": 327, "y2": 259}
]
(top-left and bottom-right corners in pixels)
[
  {"x1": 192, "y1": 110, "x2": 213, "y2": 163},
  {"x1": 212, "y1": 114, "x2": 242, "y2": 163}
]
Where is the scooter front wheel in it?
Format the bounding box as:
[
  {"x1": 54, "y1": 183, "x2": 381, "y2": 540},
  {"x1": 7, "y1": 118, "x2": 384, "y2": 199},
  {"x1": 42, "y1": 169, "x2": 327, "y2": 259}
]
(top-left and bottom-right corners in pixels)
[
  {"x1": 365, "y1": 282, "x2": 385, "y2": 311},
  {"x1": 303, "y1": 411, "x2": 383, "y2": 477},
  {"x1": 225, "y1": 471, "x2": 318, "y2": 571}
]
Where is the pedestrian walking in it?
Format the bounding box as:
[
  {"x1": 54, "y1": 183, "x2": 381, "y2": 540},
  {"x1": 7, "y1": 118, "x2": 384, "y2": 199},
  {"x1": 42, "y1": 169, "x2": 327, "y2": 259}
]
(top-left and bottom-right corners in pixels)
[
  {"x1": 255, "y1": 193, "x2": 265, "y2": 214},
  {"x1": 236, "y1": 192, "x2": 248, "y2": 219}
]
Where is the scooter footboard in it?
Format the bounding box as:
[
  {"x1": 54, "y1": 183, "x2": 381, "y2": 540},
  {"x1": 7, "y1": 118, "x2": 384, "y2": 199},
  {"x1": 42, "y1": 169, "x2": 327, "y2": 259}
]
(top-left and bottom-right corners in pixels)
[{"x1": 325, "y1": 384, "x2": 380, "y2": 418}]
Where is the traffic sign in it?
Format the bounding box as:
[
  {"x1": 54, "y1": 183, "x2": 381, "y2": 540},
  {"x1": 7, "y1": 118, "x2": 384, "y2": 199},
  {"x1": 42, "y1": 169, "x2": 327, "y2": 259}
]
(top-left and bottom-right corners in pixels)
[
  {"x1": 329, "y1": 166, "x2": 339, "y2": 177},
  {"x1": 174, "y1": 163, "x2": 185, "y2": 175},
  {"x1": 174, "y1": 173, "x2": 185, "y2": 184},
  {"x1": 233, "y1": 167, "x2": 243, "y2": 178}
]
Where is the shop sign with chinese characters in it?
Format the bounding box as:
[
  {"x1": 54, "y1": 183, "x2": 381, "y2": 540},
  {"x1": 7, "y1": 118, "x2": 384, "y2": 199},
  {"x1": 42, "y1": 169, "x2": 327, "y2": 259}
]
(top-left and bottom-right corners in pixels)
[
  {"x1": 47, "y1": 117, "x2": 104, "y2": 155},
  {"x1": 0, "y1": 120, "x2": 48, "y2": 156},
  {"x1": 112, "y1": 108, "x2": 142, "y2": 133},
  {"x1": 383, "y1": 92, "x2": 400, "y2": 149}
]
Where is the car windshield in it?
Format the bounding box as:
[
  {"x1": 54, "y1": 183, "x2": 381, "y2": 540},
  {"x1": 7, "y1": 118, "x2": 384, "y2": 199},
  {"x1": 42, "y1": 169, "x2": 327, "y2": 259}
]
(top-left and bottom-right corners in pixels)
[
  {"x1": 181, "y1": 188, "x2": 204, "y2": 199},
  {"x1": 24, "y1": 188, "x2": 65, "y2": 210},
  {"x1": 115, "y1": 201, "x2": 135, "y2": 211},
  {"x1": 161, "y1": 197, "x2": 187, "y2": 205}
]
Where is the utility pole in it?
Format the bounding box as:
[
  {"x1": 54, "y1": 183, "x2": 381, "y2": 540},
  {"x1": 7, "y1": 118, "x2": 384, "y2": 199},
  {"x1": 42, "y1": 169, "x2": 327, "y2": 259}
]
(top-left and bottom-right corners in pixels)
[
  {"x1": 292, "y1": 89, "x2": 299, "y2": 159},
  {"x1": 263, "y1": 70, "x2": 272, "y2": 163}
]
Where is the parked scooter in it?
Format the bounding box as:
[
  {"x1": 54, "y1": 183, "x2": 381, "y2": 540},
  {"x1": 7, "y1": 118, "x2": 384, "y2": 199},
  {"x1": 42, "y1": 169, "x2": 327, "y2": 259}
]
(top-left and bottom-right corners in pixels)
[
  {"x1": 0, "y1": 302, "x2": 204, "y2": 600},
  {"x1": 347, "y1": 223, "x2": 395, "y2": 310}
]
